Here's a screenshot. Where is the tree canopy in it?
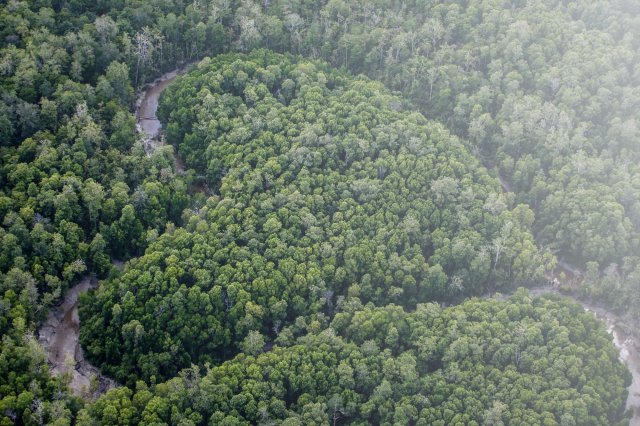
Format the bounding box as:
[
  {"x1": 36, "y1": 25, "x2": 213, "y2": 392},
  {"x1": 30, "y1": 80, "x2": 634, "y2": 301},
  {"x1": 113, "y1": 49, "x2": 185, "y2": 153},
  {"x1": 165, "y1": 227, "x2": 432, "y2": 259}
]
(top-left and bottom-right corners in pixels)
[
  {"x1": 1, "y1": 0, "x2": 639, "y2": 424},
  {"x1": 82, "y1": 293, "x2": 631, "y2": 425},
  {"x1": 79, "y1": 51, "x2": 548, "y2": 384}
]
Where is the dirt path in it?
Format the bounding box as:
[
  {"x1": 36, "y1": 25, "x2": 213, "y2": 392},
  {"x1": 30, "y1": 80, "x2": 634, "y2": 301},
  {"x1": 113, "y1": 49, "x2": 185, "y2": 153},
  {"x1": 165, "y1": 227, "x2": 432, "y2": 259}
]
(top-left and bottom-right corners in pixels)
[{"x1": 38, "y1": 275, "x2": 116, "y2": 397}]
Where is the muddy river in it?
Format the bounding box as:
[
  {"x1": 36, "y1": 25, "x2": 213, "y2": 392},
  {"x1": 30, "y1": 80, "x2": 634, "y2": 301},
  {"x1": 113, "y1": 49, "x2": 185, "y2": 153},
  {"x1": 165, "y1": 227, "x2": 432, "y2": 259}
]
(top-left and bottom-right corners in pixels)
[
  {"x1": 38, "y1": 275, "x2": 115, "y2": 396},
  {"x1": 37, "y1": 65, "x2": 640, "y2": 423},
  {"x1": 136, "y1": 65, "x2": 195, "y2": 174},
  {"x1": 590, "y1": 306, "x2": 640, "y2": 424},
  {"x1": 37, "y1": 69, "x2": 194, "y2": 398},
  {"x1": 136, "y1": 69, "x2": 181, "y2": 140}
]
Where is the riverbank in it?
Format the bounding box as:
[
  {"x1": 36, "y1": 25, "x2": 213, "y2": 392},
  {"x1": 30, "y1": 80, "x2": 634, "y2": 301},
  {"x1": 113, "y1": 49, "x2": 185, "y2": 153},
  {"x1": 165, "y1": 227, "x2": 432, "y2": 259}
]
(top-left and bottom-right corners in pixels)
[
  {"x1": 553, "y1": 257, "x2": 640, "y2": 422},
  {"x1": 34, "y1": 68, "x2": 189, "y2": 398},
  {"x1": 136, "y1": 69, "x2": 180, "y2": 139},
  {"x1": 43, "y1": 61, "x2": 638, "y2": 422},
  {"x1": 138, "y1": 62, "x2": 640, "y2": 424}
]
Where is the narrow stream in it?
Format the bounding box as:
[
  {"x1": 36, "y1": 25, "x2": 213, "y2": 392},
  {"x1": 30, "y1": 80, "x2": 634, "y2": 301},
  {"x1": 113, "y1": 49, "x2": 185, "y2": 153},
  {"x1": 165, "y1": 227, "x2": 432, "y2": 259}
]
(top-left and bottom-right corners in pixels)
[
  {"x1": 496, "y1": 176, "x2": 639, "y2": 423},
  {"x1": 36, "y1": 68, "x2": 190, "y2": 397},
  {"x1": 137, "y1": 69, "x2": 180, "y2": 140},
  {"x1": 37, "y1": 66, "x2": 640, "y2": 422},
  {"x1": 37, "y1": 70, "x2": 193, "y2": 398},
  {"x1": 136, "y1": 64, "x2": 214, "y2": 196},
  {"x1": 588, "y1": 307, "x2": 640, "y2": 424}
]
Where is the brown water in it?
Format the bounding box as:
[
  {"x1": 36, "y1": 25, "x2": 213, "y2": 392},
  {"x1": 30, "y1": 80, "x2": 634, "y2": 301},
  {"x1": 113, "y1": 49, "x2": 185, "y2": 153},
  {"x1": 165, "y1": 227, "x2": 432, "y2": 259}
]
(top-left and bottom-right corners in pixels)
[
  {"x1": 35, "y1": 71, "x2": 194, "y2": 398},
  {"x1": 550, "y1": 261, "x2": 640, "y2": 425},
  {"x1": 38, "y1": 275, "x2": 116, "y2": 397},
  {"x1": 39, "y1": 67, "x2": 640, "y2": 421},
  {"x1": 136, "y1": 70, "x2": 180, "y2": 140},
  {"x1": 136, "y1": 67, "x2": 191, "y2": 175},
  {"x1": 136, "y1": 64, "x2": 215, "y2": 194},
  {"x1": 136, "y1": 69, "x2": 640, "y2": 423}
]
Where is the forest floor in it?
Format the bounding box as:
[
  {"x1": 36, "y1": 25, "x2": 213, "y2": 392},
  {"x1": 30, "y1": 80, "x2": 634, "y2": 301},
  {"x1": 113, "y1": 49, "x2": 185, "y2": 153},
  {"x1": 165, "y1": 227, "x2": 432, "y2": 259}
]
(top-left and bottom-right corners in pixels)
[{"x1": 498, "y1": 174, "x2": 512, "y2": 193}]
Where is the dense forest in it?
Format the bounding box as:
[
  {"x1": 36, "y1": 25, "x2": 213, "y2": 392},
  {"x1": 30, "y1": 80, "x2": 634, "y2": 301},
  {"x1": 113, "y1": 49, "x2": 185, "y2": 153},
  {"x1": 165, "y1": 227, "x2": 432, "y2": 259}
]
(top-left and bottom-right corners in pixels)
[
  {"x1": 1, "y1": 0, "x2": 639, "y2": 425},
  {"x1": 79, "y1": 51, "x2": 546, "y2": 385},
  {"x1": 81, "y1": 294, "x2": 631, "y2": 425}
]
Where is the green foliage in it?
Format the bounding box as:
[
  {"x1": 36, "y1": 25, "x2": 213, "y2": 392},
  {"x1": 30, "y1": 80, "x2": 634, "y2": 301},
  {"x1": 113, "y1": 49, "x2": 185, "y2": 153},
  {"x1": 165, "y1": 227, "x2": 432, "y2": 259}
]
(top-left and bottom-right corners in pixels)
[
  {"x1": 85, "y1": 294, "x2": 631, "y2": 425},
  {"x1": 0, "y1": 274, "x2": 82, "y2": 425},
  {"x1": 0, "y1": 3, "x2": 195, "y2": 422},
  {"x1": 81, "y1": 52, "x2": 547, "y2": 384},
  {"x1": 5, "y1": 0, "x2": 637, "y2": 268},
  {"x1": 1, "y1": 1, "x2": 638, "y2": 424}
]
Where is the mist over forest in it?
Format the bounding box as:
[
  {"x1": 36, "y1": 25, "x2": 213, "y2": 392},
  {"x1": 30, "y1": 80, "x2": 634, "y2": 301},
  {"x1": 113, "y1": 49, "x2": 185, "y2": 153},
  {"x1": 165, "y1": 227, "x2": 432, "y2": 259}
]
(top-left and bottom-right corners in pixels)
[{"x1": 2, "y1": 1, "x2": 640, "y2": 425}]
